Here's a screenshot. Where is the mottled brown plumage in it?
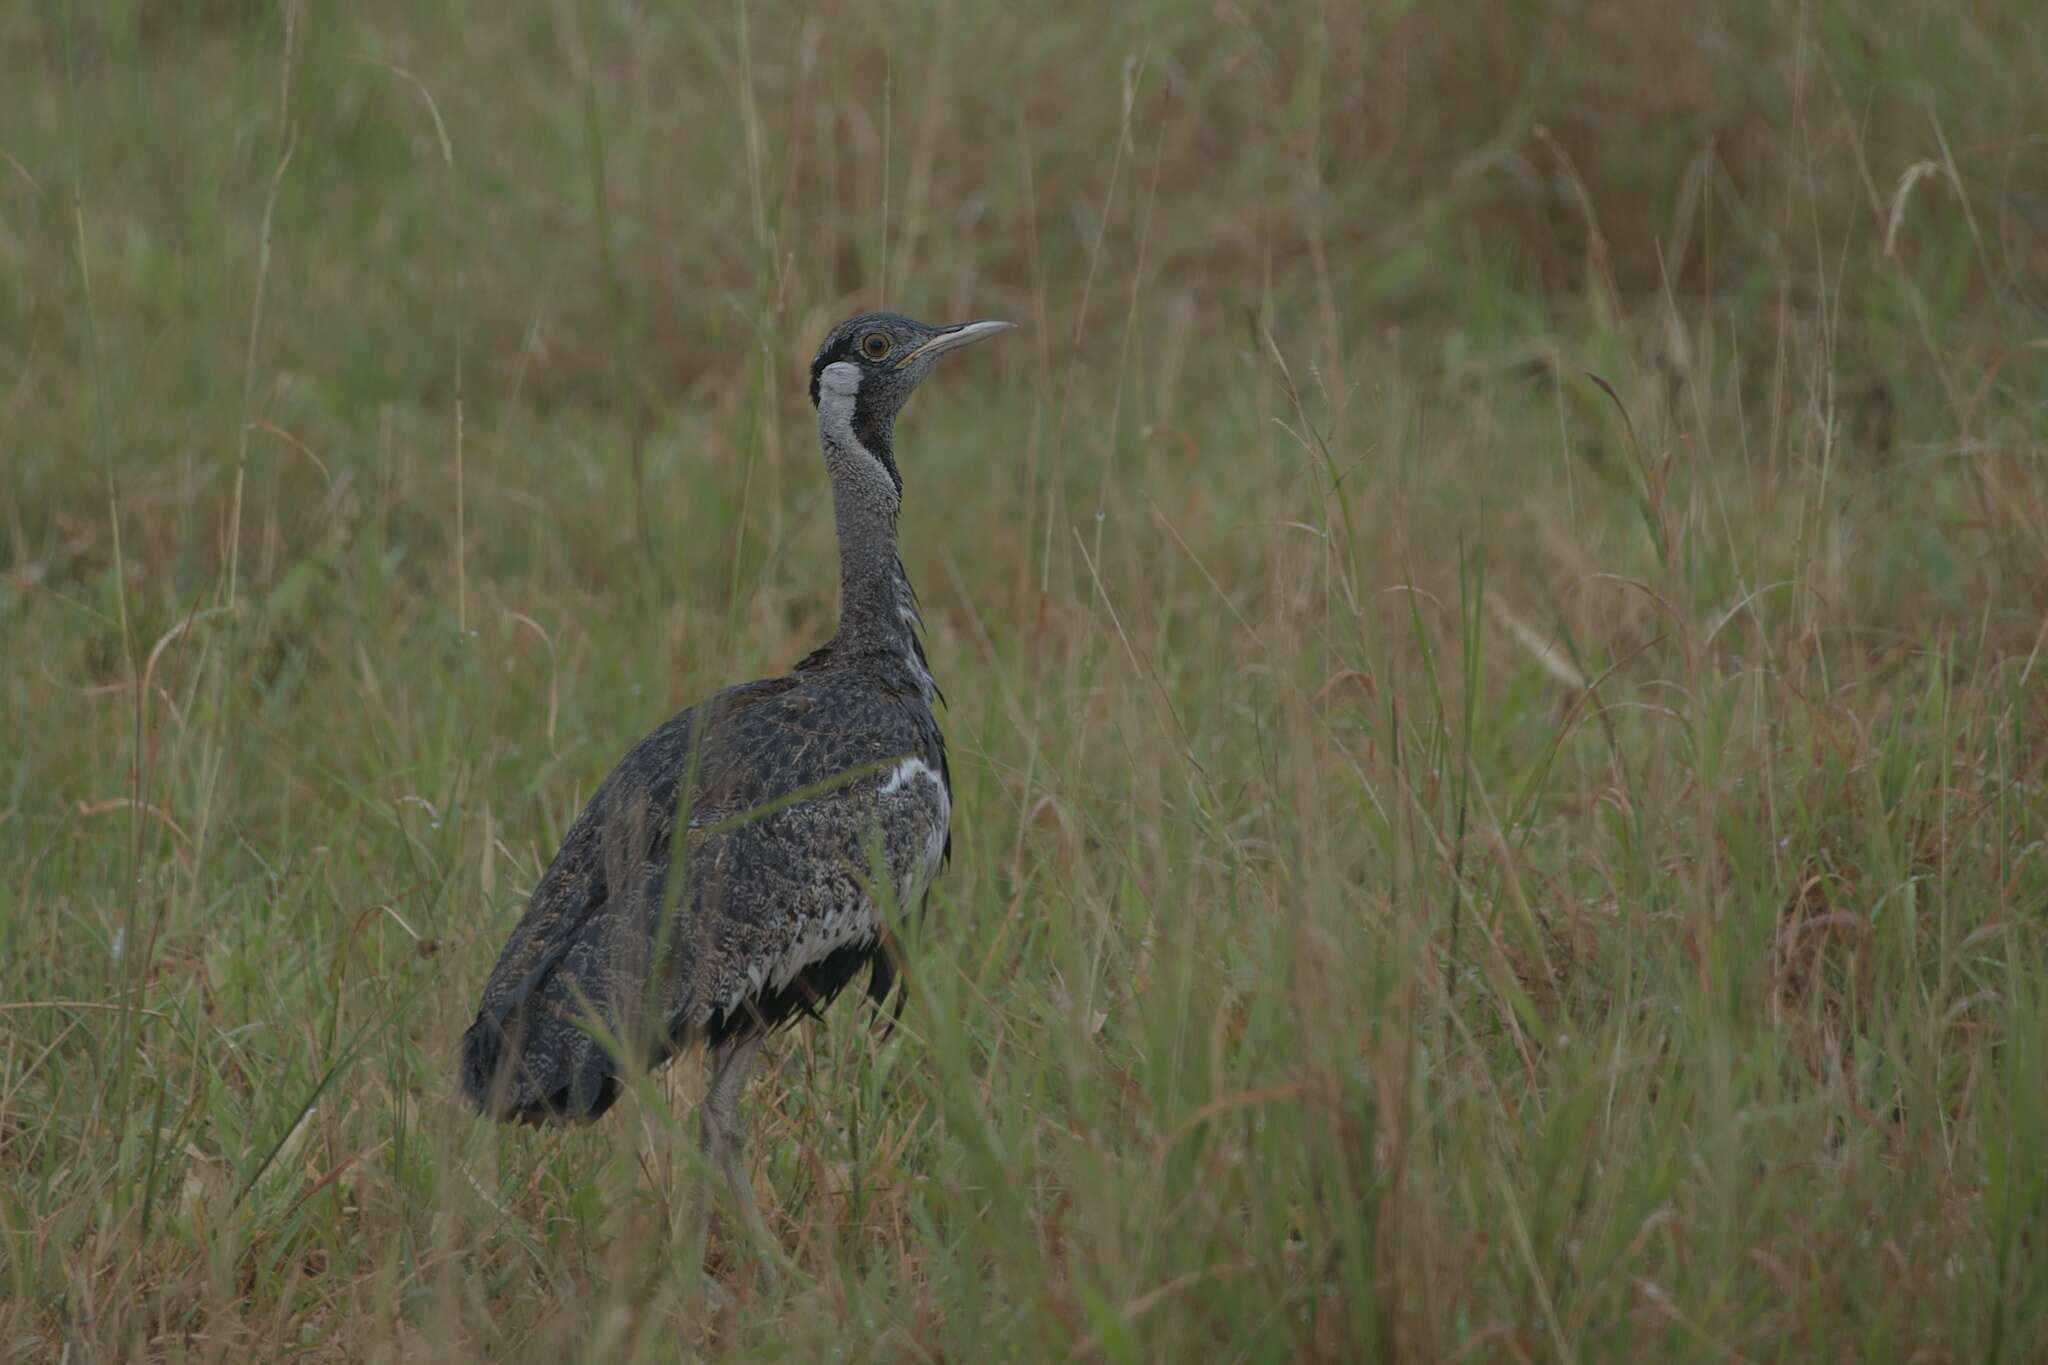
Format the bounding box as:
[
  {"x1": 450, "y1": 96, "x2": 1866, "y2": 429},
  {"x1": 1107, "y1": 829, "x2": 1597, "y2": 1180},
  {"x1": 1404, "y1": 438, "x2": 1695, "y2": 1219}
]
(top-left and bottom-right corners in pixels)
[{"x1": 459, "y1": 311, "x2": 1008, "y2": 1282}]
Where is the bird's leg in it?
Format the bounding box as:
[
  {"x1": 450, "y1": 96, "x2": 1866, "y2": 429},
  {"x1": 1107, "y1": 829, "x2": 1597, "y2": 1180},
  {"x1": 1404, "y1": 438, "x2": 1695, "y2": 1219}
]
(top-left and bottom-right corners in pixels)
[
  {"x1": 701, "y1": 1034, "x2": 782, "y2": 1294},
  {"x1": 682, "y1": 1051, "x2": 727, "y2": 1289},
  {"x1": 684, "y1": 1036, "x2": 782, "y2": 1293}
]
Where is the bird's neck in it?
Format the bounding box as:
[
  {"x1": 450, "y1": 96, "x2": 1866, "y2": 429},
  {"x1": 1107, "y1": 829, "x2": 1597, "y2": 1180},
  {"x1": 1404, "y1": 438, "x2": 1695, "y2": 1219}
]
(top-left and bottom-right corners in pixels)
[{"x1": 819, "y1": 416, "x2": 935, "y2": 699}]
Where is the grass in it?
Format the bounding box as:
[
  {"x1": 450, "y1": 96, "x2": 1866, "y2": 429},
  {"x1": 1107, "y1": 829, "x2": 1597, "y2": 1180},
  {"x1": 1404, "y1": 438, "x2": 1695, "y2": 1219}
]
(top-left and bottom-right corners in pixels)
[{"x1": 3, "y1": 0, "x2": 2046, "y2": 1358}]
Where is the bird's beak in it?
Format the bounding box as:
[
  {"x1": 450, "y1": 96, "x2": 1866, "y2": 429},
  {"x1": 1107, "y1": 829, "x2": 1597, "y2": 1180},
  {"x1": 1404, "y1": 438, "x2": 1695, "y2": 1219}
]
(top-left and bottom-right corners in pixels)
[{"x1": 896, "y1": 319, "x2": 1014, "y2": 367}]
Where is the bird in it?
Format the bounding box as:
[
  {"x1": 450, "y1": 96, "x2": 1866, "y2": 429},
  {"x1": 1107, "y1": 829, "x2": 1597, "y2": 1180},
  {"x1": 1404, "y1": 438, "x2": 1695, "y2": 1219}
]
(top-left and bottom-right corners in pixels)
[{"x1": 459, "y1": 310, "x2": 1010, "y2": 1281}]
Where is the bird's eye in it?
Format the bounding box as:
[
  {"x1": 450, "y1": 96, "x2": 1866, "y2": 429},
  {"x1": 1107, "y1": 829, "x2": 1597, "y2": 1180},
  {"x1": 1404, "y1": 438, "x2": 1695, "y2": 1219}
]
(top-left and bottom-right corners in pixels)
[{"x1": 859, "y1": 332, "x2": 892, "y2": 360}]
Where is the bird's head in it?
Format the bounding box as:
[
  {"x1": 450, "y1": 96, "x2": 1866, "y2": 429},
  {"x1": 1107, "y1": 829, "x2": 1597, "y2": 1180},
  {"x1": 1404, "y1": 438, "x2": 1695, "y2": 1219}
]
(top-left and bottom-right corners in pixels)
[{"x1": 808, "y1": 312, "x2": 1011, "y2": 492}]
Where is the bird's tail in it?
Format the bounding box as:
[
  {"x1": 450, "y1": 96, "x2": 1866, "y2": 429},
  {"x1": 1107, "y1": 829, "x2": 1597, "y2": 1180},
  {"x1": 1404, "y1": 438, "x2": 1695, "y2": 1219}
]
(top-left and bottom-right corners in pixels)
[
  {"x1": 458, "y1": 1002, "x2": 629, "y2": 1125},
  {"x1": 460, "y1": 933, "x2": 686, "y2": 1125}
]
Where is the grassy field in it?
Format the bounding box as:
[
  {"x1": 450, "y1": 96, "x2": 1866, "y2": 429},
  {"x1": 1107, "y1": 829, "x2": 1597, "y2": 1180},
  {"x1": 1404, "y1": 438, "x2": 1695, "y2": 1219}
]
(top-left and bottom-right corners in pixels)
[{"x1": 4, "y1": 1, "x2": 2047, "y2": 1359}]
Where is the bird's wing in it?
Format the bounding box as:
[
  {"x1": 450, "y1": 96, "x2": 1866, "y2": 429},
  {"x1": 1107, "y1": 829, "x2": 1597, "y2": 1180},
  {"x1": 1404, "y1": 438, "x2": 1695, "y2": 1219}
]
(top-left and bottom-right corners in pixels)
[{"x1": 459, "y1": 675, "x2": 944, "y2": 1122}]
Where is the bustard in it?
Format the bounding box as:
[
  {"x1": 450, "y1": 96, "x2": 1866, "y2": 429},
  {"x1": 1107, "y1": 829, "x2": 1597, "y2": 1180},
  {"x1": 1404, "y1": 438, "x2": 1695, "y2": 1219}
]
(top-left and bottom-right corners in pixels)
[{"x1": 459, "y1": 311, "x2": 1010, "y2": 1279}]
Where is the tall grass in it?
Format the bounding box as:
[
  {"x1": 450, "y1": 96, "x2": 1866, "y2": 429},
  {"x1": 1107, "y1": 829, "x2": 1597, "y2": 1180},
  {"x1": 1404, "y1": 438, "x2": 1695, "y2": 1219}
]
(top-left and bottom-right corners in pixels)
[{"x1": 3, "y1": 1, "x2": 2045, "y2": 1359}]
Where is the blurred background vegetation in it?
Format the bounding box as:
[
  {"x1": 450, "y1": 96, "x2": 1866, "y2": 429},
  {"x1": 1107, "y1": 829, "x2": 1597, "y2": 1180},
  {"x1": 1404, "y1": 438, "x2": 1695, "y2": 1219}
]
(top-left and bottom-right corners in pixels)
[{"x1": 3, "y1": 1, "x2": 2045, "y2": 1360}]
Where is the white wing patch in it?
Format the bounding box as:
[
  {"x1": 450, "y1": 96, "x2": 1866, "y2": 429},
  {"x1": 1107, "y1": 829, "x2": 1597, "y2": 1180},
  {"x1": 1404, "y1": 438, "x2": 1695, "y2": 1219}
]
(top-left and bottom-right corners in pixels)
[
  {"x1": 878, "y1": 756, "x2": 950, "y2": 904},
  {"x1": 876, "y1": 755, "x2": 942, "y2": 796}
]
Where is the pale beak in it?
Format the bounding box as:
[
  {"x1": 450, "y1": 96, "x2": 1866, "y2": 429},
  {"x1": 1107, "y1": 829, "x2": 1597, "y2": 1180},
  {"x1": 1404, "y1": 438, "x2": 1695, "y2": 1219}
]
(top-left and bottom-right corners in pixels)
[{"x1": 896, "y1": 319, "x2": 1014, "y2": 367}]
